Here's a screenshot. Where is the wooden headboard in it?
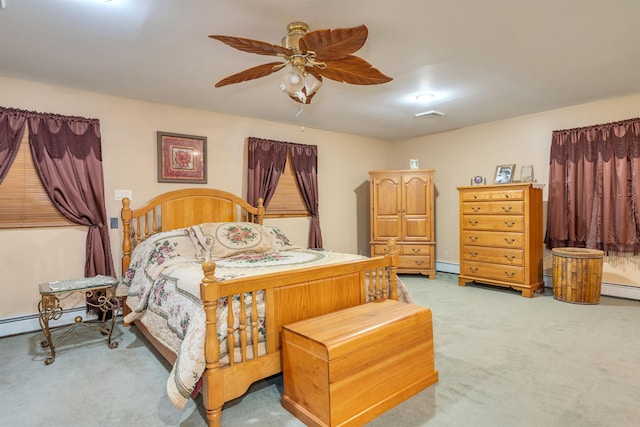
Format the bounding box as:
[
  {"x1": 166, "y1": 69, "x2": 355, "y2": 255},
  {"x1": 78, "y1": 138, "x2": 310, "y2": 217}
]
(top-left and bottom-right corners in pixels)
[{"x1": 121, "y1": 188, "x2": 264, "y2": 274}]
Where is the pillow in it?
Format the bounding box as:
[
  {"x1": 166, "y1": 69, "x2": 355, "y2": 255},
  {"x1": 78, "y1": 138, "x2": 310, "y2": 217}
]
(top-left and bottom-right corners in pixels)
[
  {"x1": 188, "y1": 222, "x2": 273, "y2": 259},
  {"x1": 263, "y1": 225, "x2": 300, "y2": 251}
]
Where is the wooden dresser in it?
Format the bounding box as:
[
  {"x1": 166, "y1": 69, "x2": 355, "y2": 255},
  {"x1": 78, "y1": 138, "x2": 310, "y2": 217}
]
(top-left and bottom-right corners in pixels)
[
  {"x1": 370, "y1": 169, "x2": 436, "y2": 278},
  {"x1": 458, "y1": 183, "x2": 544, "y2": 297}
]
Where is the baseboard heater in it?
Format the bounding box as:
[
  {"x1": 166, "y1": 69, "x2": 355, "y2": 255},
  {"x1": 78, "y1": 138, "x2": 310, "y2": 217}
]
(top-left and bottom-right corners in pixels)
[{"x1": 436, "y1": 261, "x2": 640, "y2": 300}]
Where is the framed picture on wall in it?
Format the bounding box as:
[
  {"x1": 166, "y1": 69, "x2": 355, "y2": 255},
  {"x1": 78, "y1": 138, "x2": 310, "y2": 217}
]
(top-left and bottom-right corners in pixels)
[
  {"x1": 157, "y1": 131, "x2": 207, "y2": 183},
  {"x1": 494, "y1": 164, "x2": 515, "y2": 184}
]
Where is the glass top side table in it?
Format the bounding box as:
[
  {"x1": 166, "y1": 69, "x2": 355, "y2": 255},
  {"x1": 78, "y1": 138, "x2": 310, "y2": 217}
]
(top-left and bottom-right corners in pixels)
[{"x1": 38, "y1": 275, "x2": 120, "y2": 365}]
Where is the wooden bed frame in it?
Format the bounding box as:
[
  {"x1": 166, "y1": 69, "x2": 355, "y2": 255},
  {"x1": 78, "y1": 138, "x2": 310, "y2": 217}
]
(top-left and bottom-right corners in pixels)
[{"x1": 120, "y1": 188, "x2": 400, "y2": 427}]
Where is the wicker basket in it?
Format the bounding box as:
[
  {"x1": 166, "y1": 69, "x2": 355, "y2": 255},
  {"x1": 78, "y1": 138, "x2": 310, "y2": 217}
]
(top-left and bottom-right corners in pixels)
[{"x1": 552, "y1": 247, "x2": 604, "y2": 304}]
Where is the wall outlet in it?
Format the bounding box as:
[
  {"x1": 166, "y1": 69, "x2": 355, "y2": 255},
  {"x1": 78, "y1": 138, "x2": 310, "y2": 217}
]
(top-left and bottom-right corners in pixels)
[
  {"x1": 443, "y1": 250, "x2": 449, "y2": 259},
  {"x1": 115, "y1": 189, "x2": 132, "y2": 201},
  {"x1": 110, "y1": 217, "x2": 118, "y2": 229}
]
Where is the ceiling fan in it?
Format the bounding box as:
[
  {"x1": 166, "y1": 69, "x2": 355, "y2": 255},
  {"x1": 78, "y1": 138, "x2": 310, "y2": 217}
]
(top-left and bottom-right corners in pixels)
[{"x1": 209, "y1": 22, "x2": 392, "y2": 104}]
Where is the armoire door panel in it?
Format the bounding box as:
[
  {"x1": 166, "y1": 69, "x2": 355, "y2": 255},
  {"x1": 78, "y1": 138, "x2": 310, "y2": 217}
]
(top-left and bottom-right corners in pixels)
[
  {"x1": 373, "y1": 177, "x2": 401, "y2": 216},
  {"x1": 403, "y1": 177, "x2": 430, "y2": 216},
  {"x1": 374, "y1": 218, "x2": 400, "y2": 239},
  {"x1": 404, "y1": 218, "x2": 430, "y2": 240}
]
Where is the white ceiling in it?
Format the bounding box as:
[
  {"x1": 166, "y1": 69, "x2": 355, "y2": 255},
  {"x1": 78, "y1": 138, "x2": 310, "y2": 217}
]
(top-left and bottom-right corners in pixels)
[{"x1": 1, "y1": 0, "x2": 639, "y2": 140}]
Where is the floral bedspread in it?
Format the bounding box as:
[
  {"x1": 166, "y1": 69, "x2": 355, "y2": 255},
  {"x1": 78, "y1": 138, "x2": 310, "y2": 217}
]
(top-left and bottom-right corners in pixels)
[{"x1": 121, "y1": 225, "x2": 366, "y2": 409}]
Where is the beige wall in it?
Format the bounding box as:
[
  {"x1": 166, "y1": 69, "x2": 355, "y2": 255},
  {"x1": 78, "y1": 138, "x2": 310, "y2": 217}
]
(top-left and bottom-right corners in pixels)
[
  {"x1": 1, "y1": 75, "x2": 638, "y2": 320},
  {"x1": 0, "y1": 76, "x2": 389, "y2": 318},
  {"x1": 391, "y1": 93, "x2": 640, "y2": 286}
]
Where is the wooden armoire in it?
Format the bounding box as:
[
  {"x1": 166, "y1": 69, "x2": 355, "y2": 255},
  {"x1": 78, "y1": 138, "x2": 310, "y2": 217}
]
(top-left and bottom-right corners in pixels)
[{"x1": 369, "y1": 169, "x2": 436, "y2": 278}]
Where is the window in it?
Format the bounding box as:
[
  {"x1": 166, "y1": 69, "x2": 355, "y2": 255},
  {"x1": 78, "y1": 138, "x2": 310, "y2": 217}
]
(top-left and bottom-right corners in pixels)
[
  {"x1": 0, "y1": 128, "x2": 74, "y2": 228},
  {"x1": 264, "y1": 151, "x2": 309, "y2": 217}
]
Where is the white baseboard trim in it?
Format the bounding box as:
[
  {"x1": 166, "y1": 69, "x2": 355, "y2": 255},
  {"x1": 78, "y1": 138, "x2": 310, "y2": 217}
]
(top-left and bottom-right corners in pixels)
[{"x1": 435, "y1": 261, "x2": 460, "y2": 274}]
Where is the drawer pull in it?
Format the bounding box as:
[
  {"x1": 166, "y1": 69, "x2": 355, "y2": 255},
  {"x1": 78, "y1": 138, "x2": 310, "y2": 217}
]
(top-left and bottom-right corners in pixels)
[
  {"x1": 504, "y1": 238, "x2": 516, "y2": 244},
  {"x1": 473, "y1": 194, "x2": 478, "y2": 199},
  {"x1": 469, "y1": 236, "x2": 479, "y2": 242},
  {"x1": 504, "y1": 221, "x2": 516, "y2": 227},
  {"x1": 411, "y1": 248, "x2": 422, "y2": 253},
  {"x1": 504, "y1": 194, "x2": 510, "y2": 199},
  {"x1": 504, "y1": 254, "x2": 516, "y2": 261},
  {"x1": 468, "y1": 220, "x2": 479, "y2": 226},
  {"x1": 501, "y1": 205, "x2": 512, "y2": 212},
  {"x1": 469, "y1": 266, "x2": 479, "y2": 273},
  {"x1": 415, "y1": 261, "x2": 424, "y2": 265},
  {"x1": 504, "y1": 271, "x2": 516, "y2": 278},
  {"x1": 469, "y1": 251, "x2": 479, "y2": 257},
  {"x1": 471, "y1": 206, "x2": 481, "y2": 212}
]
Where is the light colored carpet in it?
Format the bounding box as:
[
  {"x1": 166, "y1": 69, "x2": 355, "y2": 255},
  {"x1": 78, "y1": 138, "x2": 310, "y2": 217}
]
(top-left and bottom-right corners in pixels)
[{"x1": 1, "y1": 273, "x2": 638, "y2": 426}]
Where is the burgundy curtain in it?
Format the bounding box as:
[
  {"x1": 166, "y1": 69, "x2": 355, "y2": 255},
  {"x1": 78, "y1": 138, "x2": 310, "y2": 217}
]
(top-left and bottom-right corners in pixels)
[
  {"x1": 289, "y1": 142, "x2": 323, "y2": 248},
  {"x1": 0, "y1": 109, "x2": 27, "y2": 183},
  {"x1": 545, "y1": 118, "x2": 640, "y2": 255},
  {"x1": 0, "y1": 106, "x2": 115, "y2": 277},
  {"x1": 247, "y1": 137, "x2": 323, "y2": 248},
  {"x1": 247, "y1": 137, "x2": 288, "y2": 209}
]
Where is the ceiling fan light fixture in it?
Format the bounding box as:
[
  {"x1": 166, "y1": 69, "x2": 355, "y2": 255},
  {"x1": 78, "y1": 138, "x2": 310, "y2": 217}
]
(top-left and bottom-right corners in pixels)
[
  {"x1": 280, "y1": 68, "x2": 305, "y2": 94},
  {"x1": 304, "y1": 73, "x2": 322, "y2": 96}
]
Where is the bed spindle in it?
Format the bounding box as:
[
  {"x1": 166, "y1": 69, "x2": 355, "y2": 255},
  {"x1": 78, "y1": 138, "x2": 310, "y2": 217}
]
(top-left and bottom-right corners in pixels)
[
  {"x1": 250, "y1": 291, "x2": 259, "y2": 359},
  {"x1": 239, "y1": 294, "x2": 248, "y2": 363},
  {"x1": 226, "y1": 296, "x2": 235, "y2": 366}
]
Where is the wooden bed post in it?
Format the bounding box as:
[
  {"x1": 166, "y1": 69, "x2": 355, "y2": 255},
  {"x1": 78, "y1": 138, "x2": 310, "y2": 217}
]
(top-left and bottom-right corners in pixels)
[
  {"x1": 200, "y1": 258, "x2": 224, "y2": 427},
  {"x1": 256, "y1": 198, "x2": 265, "y2": 224},
  {"x1": 386, "y1": 239, "x2": 400, "y2": 300},
  {"x1": 121, "y1": 197, "x2": 132, "y2": 273},
  {"x1": 120, "y1": 197, "x2": 133, "y2": 322}
]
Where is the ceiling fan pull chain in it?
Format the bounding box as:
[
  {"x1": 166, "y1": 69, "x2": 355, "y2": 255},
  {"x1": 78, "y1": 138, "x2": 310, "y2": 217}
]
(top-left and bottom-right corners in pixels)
[{"x1": 296, "y1": 105, "x2": 305, "y2": 132}]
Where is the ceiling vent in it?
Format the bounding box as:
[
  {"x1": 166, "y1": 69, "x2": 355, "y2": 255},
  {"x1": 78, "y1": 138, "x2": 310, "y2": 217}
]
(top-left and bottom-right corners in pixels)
[{"x1": 415, "y1": 110, "x2": 445, "y2": 118}]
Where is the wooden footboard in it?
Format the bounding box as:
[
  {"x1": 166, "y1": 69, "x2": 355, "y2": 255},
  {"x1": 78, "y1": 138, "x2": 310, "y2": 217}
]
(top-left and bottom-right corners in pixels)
[{"x1": 199, "y1": 241, "x2": 399, "y2": 427}]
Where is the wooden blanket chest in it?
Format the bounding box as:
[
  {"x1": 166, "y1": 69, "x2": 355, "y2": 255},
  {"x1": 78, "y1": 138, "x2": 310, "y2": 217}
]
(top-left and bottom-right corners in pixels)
[{"x1": 281, "y1": 299, "x2": 438, "y2": 427}]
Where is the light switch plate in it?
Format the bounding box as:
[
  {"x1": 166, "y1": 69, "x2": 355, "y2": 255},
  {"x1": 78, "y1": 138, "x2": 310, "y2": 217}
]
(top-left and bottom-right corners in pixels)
[{"x1": 115, "y1": 189, "x2": 132, "y2": 201}]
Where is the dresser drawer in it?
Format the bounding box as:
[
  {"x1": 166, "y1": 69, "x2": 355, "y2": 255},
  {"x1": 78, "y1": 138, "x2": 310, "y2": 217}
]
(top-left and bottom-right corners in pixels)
[
  {"x1": 461, "y1": 201, "x2": 524, "y2": 215},
  {"x1": 462, "y1": 246, "x2": 524, "y2": 266},
  {"x1": 372, "y1": 244, "x2": 389, "y2": 256},
  {"x1": 461, "y1": 231, "x2": 524, "y2": 248},
  {"x1": 460, "y1": 189, "x2": 524, "y2": 202},
  {"x1": 399, "y1": 255, "x2": 432, "y2": 270},
  {"x1": 400, "y1": 244, "x2": 432, "y2": 256},
  {"x1": 461, "y1": 261, "x2": 524, "y2": 284},
  {"x1": 372, "y1": 244, "x2": 433, "y2": 257},
  {"x1": 462, "y1": 215, "x2": 524, "y2": 232}
]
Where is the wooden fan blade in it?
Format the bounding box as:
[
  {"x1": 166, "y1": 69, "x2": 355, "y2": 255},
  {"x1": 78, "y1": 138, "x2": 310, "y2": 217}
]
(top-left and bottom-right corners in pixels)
[
  {"x1": 305, "y1": 67, "x2": 324, "y2": 82},
  {"x1": 300, "y1": 25, "x2": 368, "y2": 61},
  {"x1": 209, "y1": 35, "x2": 293, "y2": 57},
  {"x1": 316, "y1": 55, "x2": 392, "y2": 85},
  {"x1": 215, "y1": 62, "x2": 285, "y2": 88}
]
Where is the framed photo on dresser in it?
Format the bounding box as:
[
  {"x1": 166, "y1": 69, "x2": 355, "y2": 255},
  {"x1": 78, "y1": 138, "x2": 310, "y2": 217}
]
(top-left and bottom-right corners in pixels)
[{"x1": 494, "y1": 164, "x2": 515, "y2": 184}]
